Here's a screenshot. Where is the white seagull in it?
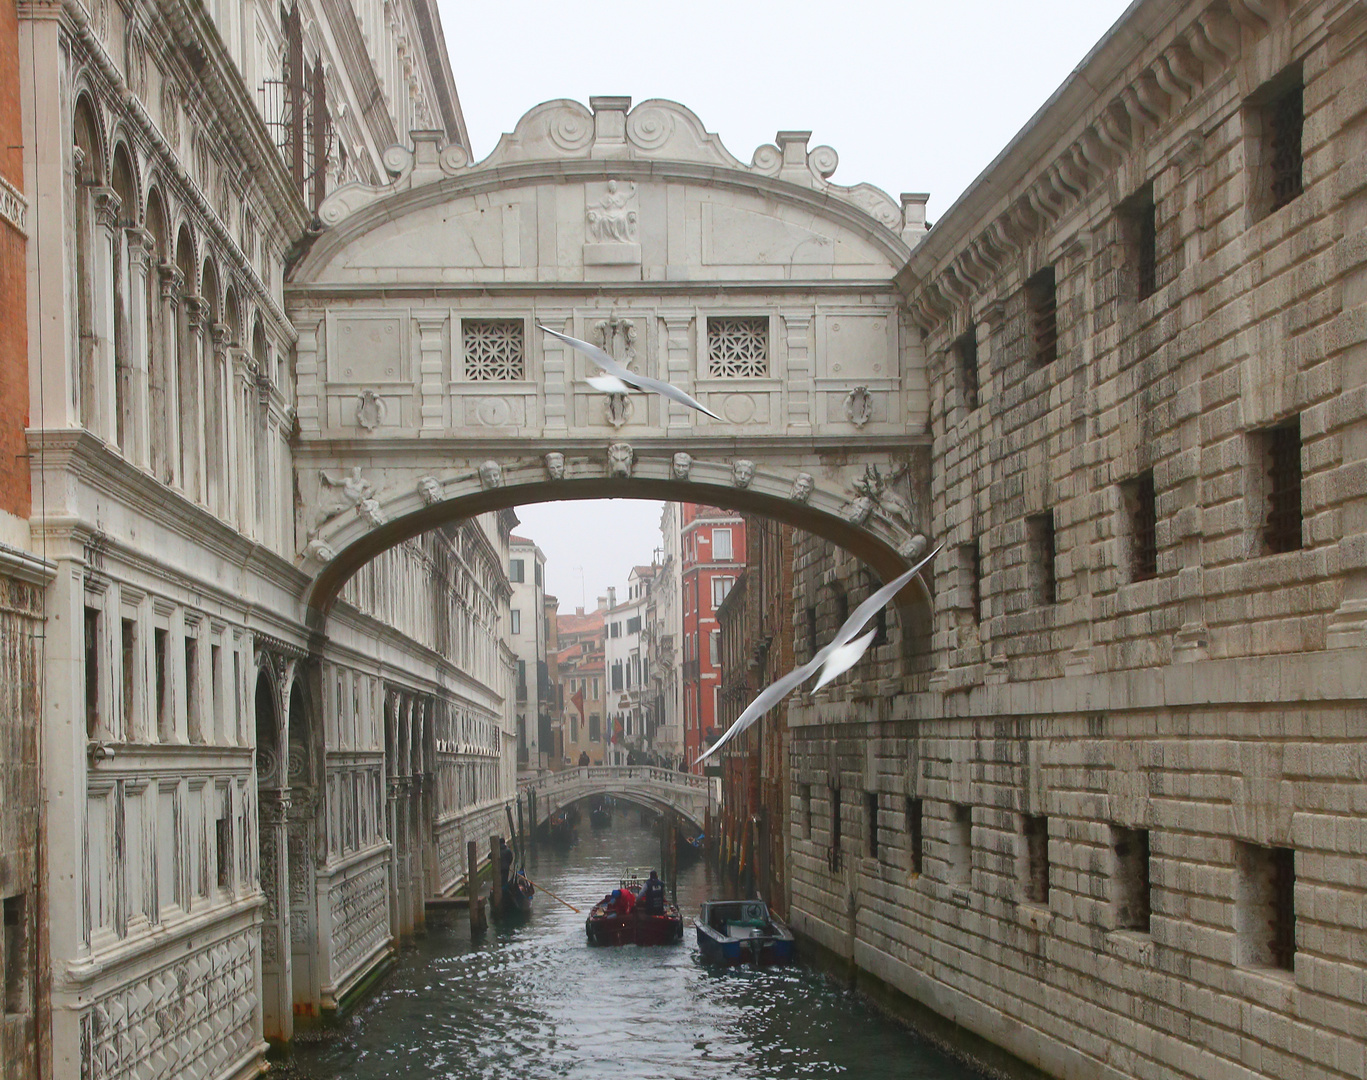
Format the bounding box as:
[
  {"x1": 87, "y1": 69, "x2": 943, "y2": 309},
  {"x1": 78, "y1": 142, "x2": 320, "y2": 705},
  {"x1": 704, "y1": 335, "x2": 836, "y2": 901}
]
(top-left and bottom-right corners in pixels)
[
  {"x1": 539, "y1": 325, "x2": 723, "y2": 421},
  {"x1": 696, "y1": 545, "x2": 941, "y2": 765}
]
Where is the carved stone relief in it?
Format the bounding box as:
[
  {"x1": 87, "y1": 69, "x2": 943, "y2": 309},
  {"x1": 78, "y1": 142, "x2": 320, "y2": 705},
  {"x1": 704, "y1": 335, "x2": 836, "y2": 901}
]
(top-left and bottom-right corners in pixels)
[
  {"x1": 732, "y1": 459, "x2": 755, "y2": 489},
  {"x1": 607, "y1": 443, "x2": 633, "y2": 478},
  {"x1": 356, "y1": 390, "x2": 386, "y2": 430},
  {"x1": 844, "y1": 385, "x2": 873, "y2": 428},
  {"x1": 417, "y1": 476, "x2": 443, "y2": 505},
  {"x1": 672, "y1": 452, "x2": 693, "y2": 481},
  {"x1": 790, "y1": 472, "x2": 814, "y2": 503},
  {"x1": 544, "y1": 453, "x2": 565, "y2": 480},
  {"x1": 477, "y1": 460, "x2": 503, "y2": 489}
]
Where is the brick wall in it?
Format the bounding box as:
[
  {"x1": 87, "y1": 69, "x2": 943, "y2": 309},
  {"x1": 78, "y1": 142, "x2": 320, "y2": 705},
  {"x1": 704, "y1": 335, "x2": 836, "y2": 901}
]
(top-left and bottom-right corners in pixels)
[{"x1": 0, "y1": 0, "x2": 29, "y2": 520}]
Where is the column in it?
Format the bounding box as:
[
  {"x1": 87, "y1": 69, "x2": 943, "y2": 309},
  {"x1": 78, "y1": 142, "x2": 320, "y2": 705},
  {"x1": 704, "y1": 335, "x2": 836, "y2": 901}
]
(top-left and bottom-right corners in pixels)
[
  {"x1": 211, "y1": 323, "x2": 232, "y2": 519},
  {"x1": 90, "y1": 187, "x2": 121, "y2": 443},
  {"x1": 293, "y1": 312, "x2": 321, "y2": 434},
  {"x1": 539, "y1": 307, "x2": 572, "y2": 431},
  {"x1": 124, "y1": 227, "x2": 152, "y2": 469},
  {"x1": 782, "y1": 312, "x2": 813, "y2": 432},
  {"x1": 158, "y1": 263, "x2": 184, "y2": 489},
  {"x1": 660, "y1": 313, "x2": 694, "y2": 434},
  {"x1": 415, "y1": 312, "x2": 447, "y2": 432},
  {"x1": 182, "y1": 295, "x2": 207, "y2": 503}
]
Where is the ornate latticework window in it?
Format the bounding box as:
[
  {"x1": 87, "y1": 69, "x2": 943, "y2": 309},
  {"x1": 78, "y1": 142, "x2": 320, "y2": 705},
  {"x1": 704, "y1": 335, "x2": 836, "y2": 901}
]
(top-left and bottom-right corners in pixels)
[
  {"x1": 707, "y1": 317, "x2": 768, "y2": 378},
  {"x1": 462, "y1": 319, "x2": 525, "y2": 381}
]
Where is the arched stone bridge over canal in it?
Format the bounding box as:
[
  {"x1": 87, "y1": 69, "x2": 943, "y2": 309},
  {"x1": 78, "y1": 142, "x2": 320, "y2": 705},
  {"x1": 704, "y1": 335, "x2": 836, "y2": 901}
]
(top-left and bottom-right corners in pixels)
[{"x1": 519, "y1": 765, "x2": 718, "y2": 834}]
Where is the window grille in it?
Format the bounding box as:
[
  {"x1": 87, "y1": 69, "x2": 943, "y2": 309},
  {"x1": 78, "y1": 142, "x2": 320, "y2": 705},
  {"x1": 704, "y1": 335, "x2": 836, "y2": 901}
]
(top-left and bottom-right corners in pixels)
[
  {"x1": 1267, "y1": 83, "x2": 1303, "y2": 212},
  {"x1": 1264, "y1": 421, "x2": 1303, "y2": 554},
  {"x1": 954, "y1": 326, "x2": 979, "y2": 408},
  {"x1": 1027, "y1": 512, "x2": 1057, "y2": 605},
  {"x1": 1126, "y1": 471, "x2": 1158, "y2": 581},
  {"x1": 707, "y1": 317, "x2": 768, "y2": 378},
  {"x1": 1026, "y1": 267, "x2": 1057, "y2": 368},
  {"x1": 462, "y1": 319, "x2": 525, "y2": 381},
  {"x1": 907, "y1": 797, "x2": 924, "y2": 876}
]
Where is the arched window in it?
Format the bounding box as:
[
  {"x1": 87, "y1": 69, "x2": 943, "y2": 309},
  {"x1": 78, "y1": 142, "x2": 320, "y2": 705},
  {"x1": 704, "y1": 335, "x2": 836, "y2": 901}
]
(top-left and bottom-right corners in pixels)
[
  {"x1": 110, "y1": 145, "x2": 136, "y2": 453},
  {"x1": 145, "y1": 190, "x2": 171, "y2": 481},
  {"x1": 72, "y1": 97, "x2": 103, "y2": 431},
  {"x1": 201, "y1": 259, "x2": 224, "y2": 515},
  {"x1": 174, "y1": 227, "x2": 200, "y2": 498}
]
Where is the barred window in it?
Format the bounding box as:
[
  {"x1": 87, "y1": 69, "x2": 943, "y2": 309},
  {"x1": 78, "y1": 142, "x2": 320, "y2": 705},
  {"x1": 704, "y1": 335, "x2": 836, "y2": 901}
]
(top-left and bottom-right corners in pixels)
[
  {"x1": 1265, "y1": 81, "x2": 1303, "y2": 213},
  {"x1": 462, "y1": 319, "x2": 525, "y2": 381},
  {"x1": 707, "y1": 316, "x2": 768, "y2": 378},
  {"x1": 1259, "y1": 419, "x2": 1303, "y2": 555},
  {"x1": 1025, "y1": 267, "x2": 1057, "y2": 369},
  {"x1": 954, "y1": 325, "x2": 979, "y2": 409},
  {"x1": 1026, "y1": 512, "x2": 1057, "y2": 606},
  {"x1": 1119, "y1": 182, "x2": 1157, "y2": 302},
  {"x1": 1122, "y1": 470, "x2": 1158, "y2": 581}
]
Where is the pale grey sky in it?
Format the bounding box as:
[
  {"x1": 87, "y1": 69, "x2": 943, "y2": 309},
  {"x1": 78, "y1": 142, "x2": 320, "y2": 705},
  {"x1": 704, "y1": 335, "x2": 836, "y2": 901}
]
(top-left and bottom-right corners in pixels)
[{"x1": 437, "y1": 0, "x2": 1133, "y2": 607}]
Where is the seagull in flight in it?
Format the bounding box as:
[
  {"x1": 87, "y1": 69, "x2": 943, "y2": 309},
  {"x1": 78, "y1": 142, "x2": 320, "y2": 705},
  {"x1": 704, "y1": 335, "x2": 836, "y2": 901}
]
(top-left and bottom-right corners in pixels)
[
  {"x1": 696, "y1": 544, "x2": 941, "y2": 765},
  {"x1": 539, "y1": 325, "x2": 723, "y2": 421}
]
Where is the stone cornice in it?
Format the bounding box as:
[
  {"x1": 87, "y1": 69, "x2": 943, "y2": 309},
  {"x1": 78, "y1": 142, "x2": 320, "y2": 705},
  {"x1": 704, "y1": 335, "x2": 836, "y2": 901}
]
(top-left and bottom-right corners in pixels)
[
  {"x1": 150, "y1": 0, "x2": 307, "y2": 238},
  {"x1": 0, "y1": 173, "x2": 27, "y2": 235},
  {"x1": 286, "y1": 278, "x2": 903, "y2": 301},
  {"x1": 405, "y1": 0, "x2": 468, "y2": 146},
  {"x1": 26, "y1": 427, "x2": 308, "y2": 597},
  {"x1": 900, "y1": 0, "x2": 1298, "y2": 333},
  {"x1": 314, "y1": 0, "x2": 399, "y2": 159}
]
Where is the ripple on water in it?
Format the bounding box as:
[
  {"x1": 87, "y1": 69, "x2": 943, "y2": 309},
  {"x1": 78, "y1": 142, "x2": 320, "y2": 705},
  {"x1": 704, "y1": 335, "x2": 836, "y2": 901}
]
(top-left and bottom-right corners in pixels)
[{"x1": 289, "y1": 820, "x2": 989, "y2": 1080}]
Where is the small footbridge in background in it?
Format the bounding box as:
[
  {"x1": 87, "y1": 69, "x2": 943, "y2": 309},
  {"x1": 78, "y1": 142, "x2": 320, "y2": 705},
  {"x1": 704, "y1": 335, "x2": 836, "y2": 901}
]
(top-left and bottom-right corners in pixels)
[{"x1": 519, "y1": 766, "x2": 718, "y2": 834}]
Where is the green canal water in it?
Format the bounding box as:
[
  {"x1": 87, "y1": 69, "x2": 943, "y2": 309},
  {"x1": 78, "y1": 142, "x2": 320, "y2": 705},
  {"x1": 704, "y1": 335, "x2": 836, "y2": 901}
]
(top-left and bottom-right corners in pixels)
[{"x1": 286, "y1": 815, "x2": 991, "y2": 1080}]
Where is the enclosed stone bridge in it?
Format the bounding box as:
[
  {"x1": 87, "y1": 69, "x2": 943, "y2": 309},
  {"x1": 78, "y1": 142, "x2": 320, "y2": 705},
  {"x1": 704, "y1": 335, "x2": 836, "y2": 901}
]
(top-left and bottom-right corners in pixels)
[
  {"x1": 520, "y1": 765, "x2": 717, "y2": 834},
  {"x1": 284, "y1": 96, "x2": 936, "y2": 628}
]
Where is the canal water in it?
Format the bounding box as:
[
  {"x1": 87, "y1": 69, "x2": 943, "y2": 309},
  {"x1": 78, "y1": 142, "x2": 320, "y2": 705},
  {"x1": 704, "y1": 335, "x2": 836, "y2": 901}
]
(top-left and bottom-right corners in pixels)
[{"x1": 288, "y1": 814, "x2": 990, "y2": 1080}]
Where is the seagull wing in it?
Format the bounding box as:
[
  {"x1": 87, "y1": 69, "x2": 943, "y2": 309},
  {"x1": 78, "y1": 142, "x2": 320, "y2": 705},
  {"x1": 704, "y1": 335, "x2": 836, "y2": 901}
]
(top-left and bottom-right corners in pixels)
[
  {"x1": 540, "y1": 324, "x2": 721, "y2": 421},
  {"x1": 586, "y1": 373, "x2": 633, "y2": 394},
  {"x1": 812, "y1": 627, "x2": 879, "y2": 693},
  {"x1": 616, "y1": 369, "x2": 723, "y2": 422},
  {"x1": 695, "y1": 655, "x2": 823, "y2": 765},
  {"x1": 538, "y1": 325, "x2": 631, "y2": 378},
  {"x1": 829, "y1": 544, "x2": 942, "y2": 651}
]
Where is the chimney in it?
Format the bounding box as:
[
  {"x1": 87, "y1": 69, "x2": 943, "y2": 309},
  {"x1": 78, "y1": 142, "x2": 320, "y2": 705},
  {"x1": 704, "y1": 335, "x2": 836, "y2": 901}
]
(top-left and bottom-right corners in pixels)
[
  {"x1": 576, "y1": 607, "x2": 584, "y2": 617},
  {"x1": 596, "y1": 595, "x2": 608, "y2": 612},
  {"x1": 607, "y1": 586, "x2": 617, "y2": 608}
]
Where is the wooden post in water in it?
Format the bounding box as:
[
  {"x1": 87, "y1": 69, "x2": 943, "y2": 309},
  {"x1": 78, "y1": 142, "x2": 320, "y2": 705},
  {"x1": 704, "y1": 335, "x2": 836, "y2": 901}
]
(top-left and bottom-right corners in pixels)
[
  {"x1": 467, "y1": 840, "x2": 486, "y2": 932},
  {"x1": 666, "y1": 810, "x2": 678, "y2": 904},
  {"x1": 490, "y1": 835, "x2": 503, "y2": 914}
]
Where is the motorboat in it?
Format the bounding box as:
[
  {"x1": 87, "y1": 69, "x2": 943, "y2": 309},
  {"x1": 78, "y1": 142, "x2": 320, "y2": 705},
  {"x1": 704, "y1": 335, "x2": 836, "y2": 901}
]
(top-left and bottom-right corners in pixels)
[
  {"x1": 585, "y1": 869, "x2": 683, "y2": 946},
  {"x1": 694, "y1": 899, "x2": 794, "y2": 966}
]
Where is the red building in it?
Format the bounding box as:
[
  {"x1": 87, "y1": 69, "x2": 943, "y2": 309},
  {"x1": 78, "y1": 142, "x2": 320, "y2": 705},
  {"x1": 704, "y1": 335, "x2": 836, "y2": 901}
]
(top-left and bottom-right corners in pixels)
[
  {"x1": 680, "y1": 504, "x2": 745, "y2": 770},
  {"x1": 1, "y1": 0, "x2": 28, "y2": 518}
]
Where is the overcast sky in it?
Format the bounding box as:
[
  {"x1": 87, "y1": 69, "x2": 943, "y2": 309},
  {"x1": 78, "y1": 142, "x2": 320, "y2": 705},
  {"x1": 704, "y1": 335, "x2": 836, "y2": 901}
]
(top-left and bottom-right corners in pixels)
[{"x1": 439, "y1": 0, "x2": 1133, "y2": 606}]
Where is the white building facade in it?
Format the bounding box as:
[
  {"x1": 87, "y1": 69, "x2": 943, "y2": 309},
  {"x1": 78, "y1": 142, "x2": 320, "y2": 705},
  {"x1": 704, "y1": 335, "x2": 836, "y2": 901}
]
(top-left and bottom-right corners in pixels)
[
  {"x1": 18, "y1": 1, "x2": 518, "y2": 1078},
  {"x1": 508, "y1": 534, "x2": 547, "y2": 771}
]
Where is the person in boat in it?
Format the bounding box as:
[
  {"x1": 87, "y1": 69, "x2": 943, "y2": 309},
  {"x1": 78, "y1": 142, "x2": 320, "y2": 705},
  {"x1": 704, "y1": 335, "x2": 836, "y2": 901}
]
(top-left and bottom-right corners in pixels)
[
  {"x1": 638, "y1": 870, "x2": 666, "y2": 915},
  {"x1": 610, "y1": 887, "x2": 636, "y2": 915},
  {"x1": 499, "y1": 837, "x2": 513, "y2": 889}
]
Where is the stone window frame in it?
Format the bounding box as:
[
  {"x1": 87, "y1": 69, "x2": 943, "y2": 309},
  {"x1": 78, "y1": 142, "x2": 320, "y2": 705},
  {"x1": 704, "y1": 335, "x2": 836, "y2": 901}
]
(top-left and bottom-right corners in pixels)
[
  {"x1": 952, "y1": 324, "x2": 980, "y2": 410},
  {"x1": 1244, "y1": 62, "x2": 1305, "y2": 224},
  {"x1": 459, "y1": 315, "x2": 529, "y2": 382},
  {"x1": 1025, "y1": 512, "x2": 1058, "y2": 607},
  {"x1": 705, "y1": 314, "x2": 770, "y2": 378},
  {"x1": 1245, "y1": 417, "x2": 1304, "y2": 557},
  {"x1": 1021, "y1": 813, "x2": 1050, "y2": 906},
  {"x1": 1234, "y1": 841, "x2": 1297, "y2": 973},
  {"x1": 1024, "y1": 267, "x2": 1058, "y2": 370},
  {"x1": 1111, "y1": 825, "x2": 1152, "y2": 935},
  {"x1": 1116, "y1": 180, "x2": 1158, "y2": 304},
  {"x1": 1118, "y1": 469, "x2": 1158, "y2": 583}
]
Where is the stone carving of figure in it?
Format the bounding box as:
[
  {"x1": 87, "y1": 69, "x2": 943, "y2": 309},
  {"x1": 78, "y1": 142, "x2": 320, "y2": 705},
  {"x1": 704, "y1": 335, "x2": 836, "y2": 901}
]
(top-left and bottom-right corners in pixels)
[
  {"x1": 358, "y1": 497, "x2": 385, "y2": 526},
  {"x1": 854, "y1": 463, "x2": 916, "y2": 533},
  {"x1": 732, "y1": 459, "x2": 755, "y2": 489},
  {"x1": 672, "y1": 452, "x2": 693, "y2": 481},
  {"x1": 790, "y1": 472, "x2": 814, "y2": 504},
  {"x1": 417, "y1": 476, "x2": 443, "y2": 505},
  {"x1": 544, "y1": 452, "x2": 566, "y2": 480},
  {"x1": 305, "y1": 539, "x2": 335, "y2": 563},
  {"x1": 587, "y1": 179, "x2": 638, "y2": 243},
  {"x1": 478, "y1": 460, "x2": 503, "y2": 490},
  {"x1": 842, "y1": 496, "x2": 874, "y2": 526},
  {"x1": 898, "y1": 534, "x2": 928, "y2": 560},
  {"x1": 322, "y1": 466, "x2": 374, "y2": 506},
  {"x1": 607, "y1": 442, "x2": 634, "y2": 478}
]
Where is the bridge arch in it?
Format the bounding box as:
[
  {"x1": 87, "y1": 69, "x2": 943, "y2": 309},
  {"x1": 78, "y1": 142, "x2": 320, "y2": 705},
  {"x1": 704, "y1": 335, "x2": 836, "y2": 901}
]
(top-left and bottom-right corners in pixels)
[{"x1": 520, "y1": 766, "x2": 716, "y2": 835}]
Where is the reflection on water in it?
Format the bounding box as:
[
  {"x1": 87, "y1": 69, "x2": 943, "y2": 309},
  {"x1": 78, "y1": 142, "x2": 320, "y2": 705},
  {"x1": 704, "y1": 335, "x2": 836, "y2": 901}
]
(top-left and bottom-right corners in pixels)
[{"x1": 288, "y1": 816, "x2": 988, "y2": 1080}]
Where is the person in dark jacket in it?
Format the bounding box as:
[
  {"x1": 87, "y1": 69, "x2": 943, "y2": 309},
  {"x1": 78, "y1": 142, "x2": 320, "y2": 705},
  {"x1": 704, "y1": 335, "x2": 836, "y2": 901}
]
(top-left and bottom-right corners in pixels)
[
  {"x1": 639, "y1": 870, "x2": 666, "y2": 915},
  {"x1": 499, "y1": 838, "x2": 513, "y2": 887}
]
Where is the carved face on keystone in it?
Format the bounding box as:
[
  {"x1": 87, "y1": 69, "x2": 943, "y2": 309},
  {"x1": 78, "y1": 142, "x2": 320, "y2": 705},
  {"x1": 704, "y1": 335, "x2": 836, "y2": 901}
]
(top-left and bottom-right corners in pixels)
[
  {"x1": 791, "y1": 472, "x2": 814, "y2": 503},
  {"x1": 732, "y1": 459, "x2": 755, "y2": 489},
  {"x1": 607, "y1": 443, "x2": 634, "y2": 478},
  {"x1": 478, "y1": 460, "x2": 503, "y2": 489},
  {"x1": 544, "y1": 452, "x2": 566, "y2": 480},
  {"x1": 418, "y1": 476, "x2": 443, "y2": 505},
  {"x1": 672, "y1": 452, "x2": 692, "y2": 481}
]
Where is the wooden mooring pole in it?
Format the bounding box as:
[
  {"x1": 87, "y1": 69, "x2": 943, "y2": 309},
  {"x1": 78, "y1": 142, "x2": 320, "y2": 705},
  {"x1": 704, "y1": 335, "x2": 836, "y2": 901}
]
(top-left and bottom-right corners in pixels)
[
  {"x1": 467, "y1": 840, "x2": 486, "y2": 932},
  {"x1": 490, "y1": 835, "x2": 503, "y2": 913}
]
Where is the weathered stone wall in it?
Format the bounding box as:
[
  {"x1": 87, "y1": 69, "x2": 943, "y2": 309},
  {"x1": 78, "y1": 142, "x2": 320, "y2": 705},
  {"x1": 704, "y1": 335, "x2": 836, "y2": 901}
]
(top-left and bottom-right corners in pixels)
[{"x1": 788, "y1": 1, "x2": 1367, "y2": 1078}]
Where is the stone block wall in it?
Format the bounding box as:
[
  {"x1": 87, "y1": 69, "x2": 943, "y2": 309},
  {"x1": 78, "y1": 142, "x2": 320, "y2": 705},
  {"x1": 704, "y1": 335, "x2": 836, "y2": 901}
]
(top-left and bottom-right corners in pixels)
[{"x1": 787, "y1": 2, "x2": 1367, "y2": 1078}]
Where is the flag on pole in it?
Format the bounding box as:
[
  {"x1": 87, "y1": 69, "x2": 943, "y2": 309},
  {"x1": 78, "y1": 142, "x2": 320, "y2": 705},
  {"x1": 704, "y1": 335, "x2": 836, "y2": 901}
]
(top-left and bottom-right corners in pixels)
[{"x1": 571, "y1": 687, "x2": 585, "y2": 719}]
